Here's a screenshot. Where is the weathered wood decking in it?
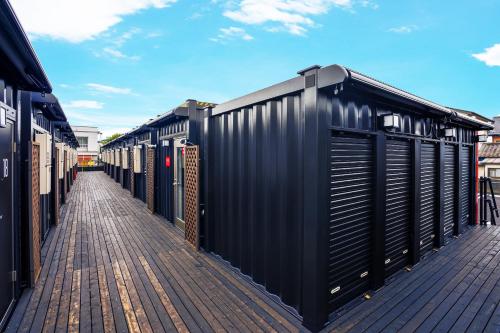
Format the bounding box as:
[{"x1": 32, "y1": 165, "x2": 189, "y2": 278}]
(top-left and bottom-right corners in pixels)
[
  {"x1": 6, "y1": 172, "x2": 302, "y2": 333},
  {"x1": 327, "y1": 225, "x2": 500, "y2": 333},
  {"x1": 5, "y1": 171, "x2": 500, "y2": 332}
]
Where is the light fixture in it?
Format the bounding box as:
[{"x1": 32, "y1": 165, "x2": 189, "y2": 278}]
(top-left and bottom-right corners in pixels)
[
  {"x1": 476, "y1": 135, "x2": 488, "y2": 143},
  {"x1": 382, "y1": 114, "x2": 401, "y2": 129},
  {"x1": 0, "y1": 107, "x2": 6, "y2": 128},
  {"x1": 444, "y1": 127, "x2": 457, "y2": 138}
]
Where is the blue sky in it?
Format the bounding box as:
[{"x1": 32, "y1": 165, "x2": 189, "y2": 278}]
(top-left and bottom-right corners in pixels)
[{"x1": 10, "y1": 0, "x2": 500, "y2": 138}]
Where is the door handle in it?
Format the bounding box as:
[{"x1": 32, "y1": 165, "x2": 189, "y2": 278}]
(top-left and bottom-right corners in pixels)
[{"x1": 2, "y1": 158, "x2": 8, "y2": 179}]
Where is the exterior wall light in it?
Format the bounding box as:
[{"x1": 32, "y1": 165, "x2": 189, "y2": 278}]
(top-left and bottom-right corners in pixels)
[
  {"x1": 383, "y1": 114, "x2": 401, "y2": 129},
  {"x1": 444, "y1": 128, "x2": 457, "y2": 138},
  {"x1": 0, "y1": 107, "x2": 6, "y2": 127},
  {"x1": 476, "y1": 135, "x2": 488, "y2": 143}
]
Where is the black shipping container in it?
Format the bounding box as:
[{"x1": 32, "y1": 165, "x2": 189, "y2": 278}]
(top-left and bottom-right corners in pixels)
[
  {"x1": 204, "y1": 64, "x2": 491, "y2": 331},
  {"x1": 99, "y1": 65, "x2": 491, "y2": 332}
]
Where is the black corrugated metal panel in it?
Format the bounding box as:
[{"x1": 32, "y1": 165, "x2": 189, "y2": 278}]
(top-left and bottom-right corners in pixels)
[
  {"x1": 384, "y1": 139, "x2": 411, "y2": 276},
  {"x1": 420, "y1": 142, "x2": 438, "y2": 254},
  {"x1": 461, "y1": 146, "x2": 471, "y2": 227},
  {"x1": 329, "y1": 134, "x2": 374, "y2": 311},
  {"x1": 444, "y1": 145, "x2": 456, "y2": 238},
  {"x1": 208, "y1": 95, "x2": 304, "y2": 313}
]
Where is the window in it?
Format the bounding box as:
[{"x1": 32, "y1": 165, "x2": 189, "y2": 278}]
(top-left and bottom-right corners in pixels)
[
  {"x1": 76, "y1": 136, "x2": 88, "y2": 150},
  {"x1": 488, "y1": 168, "x2": 500, "y2": 178}
]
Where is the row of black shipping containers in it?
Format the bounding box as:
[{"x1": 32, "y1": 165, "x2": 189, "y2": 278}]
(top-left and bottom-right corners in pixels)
[
  {"x1": 102, "y1": 65, "x2": 491, "y2": 331},
  {"x1": 0, "y1": 2, "x2": 79, "y2": 330}
]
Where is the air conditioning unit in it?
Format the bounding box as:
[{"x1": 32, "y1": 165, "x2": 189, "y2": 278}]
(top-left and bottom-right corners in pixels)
[
  {"x1": 115, "y1": 149, "x2": 121, "y2": 167},
  {"x1": 122, "y1": 148, "x2": 129, "y2": 169},
  {"x1": 35, "y1": 133, "x2": 52, "y2": 194},
  {"x1": 65, "y1": 145, "x2": 70, "y2": 171},
  {"x1": 133, "y1": 145, "x2": 142, "y2": 173},
  {"x1": 56, "y1": 143, "x2": 64, "y2": 179}
]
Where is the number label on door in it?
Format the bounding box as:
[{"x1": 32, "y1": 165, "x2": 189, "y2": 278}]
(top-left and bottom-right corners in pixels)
[{"x1": 3, "y1": 158, "x2": 8, "y2": 178}]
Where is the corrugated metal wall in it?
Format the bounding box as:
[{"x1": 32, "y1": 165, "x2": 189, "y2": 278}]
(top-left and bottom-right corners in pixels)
[
  {"x1": 385, "y1": 139, "x2": 411, "y2": 276},
  {"x1": 461, "y1": 146, "x2": 471, "y2": 227},
  {"x1": 328, "y1": 134, "x2": 374, "y2": 311},
  {"x1": 208, "y1": 95, "x2": 304, "y2": 313},
  {"x1": 444, "y1": 145, "x2": 456, "y2": 238},
  {"x1": 420, "y1": 142, "x2": 438, "y2": 255}
]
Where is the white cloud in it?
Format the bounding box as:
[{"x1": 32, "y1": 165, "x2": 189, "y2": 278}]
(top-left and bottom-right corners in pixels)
[
  {"x1": 112, "y1": 27, "x2": 142, "y2": 47},
  {"x1": 223, "y1": 0, "x2": 355, "y2": 36},
  {"x1": 63, "y1": 100, "x2": 104, "y2": 110},
  {"x1": 473, "y1": 44, "x2": 500, "y2": 67},
  {"x1": 101, "y1": 47, "x2": 141, "y2": 61},
  {"x1": 87, "y1": 83, "x2": 132, "y2": 95},
  {"x1": 210, "y1": 27, "x2": 254, "y2": 43},
  {"x1": 388, "y1": 25, "x2": 418, "y2": 34},
  {"x1": 10, "y1": 0, "x2": 177, "y2": 43}
]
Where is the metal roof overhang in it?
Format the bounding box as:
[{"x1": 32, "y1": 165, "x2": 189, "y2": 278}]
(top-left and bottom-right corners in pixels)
[
  {"x1": 31, "y1": 92, "x2": 67, "y2": 122},
  {"x1": 213, "y1": 64, "x2": 492, "y2": 130},
  {"x1": 0, "y1": 1, "x2": 52, "y2": 92},
  {"x1": 102, "y1": 104, "x2": 193, "y2": 149}
]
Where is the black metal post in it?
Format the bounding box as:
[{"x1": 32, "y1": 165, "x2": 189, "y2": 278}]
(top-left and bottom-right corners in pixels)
[
  {"x1": 410, "y1": 139, "x2": 421, "y2": 265},
  {"x1": 436, "y1": 140, "x2": 445, "y2": 247},
  {"x1": 372, "y1": 131, "x2": 386, "y2": 288},
  {"x1": 455, "y1": 144, "x2": 463, "y2": 235},
  {"x1": 203, "y1": 107, "x2": 213, "y2": 251},
  {"x1": 479, "y1": 177, "x2": 484, "y2": 225},
  {"x1": 301, "y1": 66, "x2": 329, "y2": 332}
]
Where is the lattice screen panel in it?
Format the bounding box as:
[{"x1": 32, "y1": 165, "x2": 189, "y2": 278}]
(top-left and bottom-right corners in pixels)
[
  {"x1": 54, "y1": 148, "x2": 60, "y2": 226},
  {"x1": 31, "y1": 142, "x2": 41, "y2": 285},
  {"x1": 185, "y1": 146, "x2": 200, "y2": 250},
  {"x1": 130, "y1": 149, "x2": 135, "y2": 196},
  {"x1": 146, "y1": 147, "x2": 155, "y2": 213}
]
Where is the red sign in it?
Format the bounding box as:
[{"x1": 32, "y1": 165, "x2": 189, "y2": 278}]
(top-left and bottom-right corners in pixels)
[{"x1": 165, "y1": 156, "x2": 171, "y2": 168}]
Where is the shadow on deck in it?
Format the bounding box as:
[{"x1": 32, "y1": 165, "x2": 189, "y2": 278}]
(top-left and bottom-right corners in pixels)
[{"x1": 5, "y1": 172, "x2": 500, "y2": 332}]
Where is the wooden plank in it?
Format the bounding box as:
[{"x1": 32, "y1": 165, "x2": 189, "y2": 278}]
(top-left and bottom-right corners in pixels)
[
  {"x1": 15, "y1": 172, "x2": 500, "y2": 333},
  {"x1": 329, "y1": 227, "x2": 499, "y2": 332}
]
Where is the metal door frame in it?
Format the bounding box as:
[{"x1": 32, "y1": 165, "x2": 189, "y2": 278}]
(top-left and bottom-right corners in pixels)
[
  {"x1": 173, "y1": 137, "x2": 186, "y2": 230},
  {"x1": 0, "y1": 113, "x2": 15, "y2": 330}
]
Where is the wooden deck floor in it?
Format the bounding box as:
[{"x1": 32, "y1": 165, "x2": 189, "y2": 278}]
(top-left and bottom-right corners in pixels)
[
  {"x1": 5, "y1": 171, "x2": 500, "y2": 332},
  {"x1": 6, "y1": 172, "x2": 302, "y2": 333},
  {"x1": 325, "y1": 225, "x2": 500, "y2": 333}
]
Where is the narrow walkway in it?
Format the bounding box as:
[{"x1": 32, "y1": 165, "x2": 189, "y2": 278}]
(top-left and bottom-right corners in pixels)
[
  {"x1": 6, "y1": 172, "x2": 302, "y2": 333},
  {"x1": 6, "y1": 172, "x2": 500, "y2": 332}
]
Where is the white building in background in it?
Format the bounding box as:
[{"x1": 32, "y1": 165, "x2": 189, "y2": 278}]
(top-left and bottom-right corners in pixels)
[{"x1": 72, "y1": 126, "x2": 101, "y2": 167}]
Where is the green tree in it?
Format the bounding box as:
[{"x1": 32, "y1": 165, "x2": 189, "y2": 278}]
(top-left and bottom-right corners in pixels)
[{"x1": 100, "y1": 133, "x2": 122, "y2": 145}]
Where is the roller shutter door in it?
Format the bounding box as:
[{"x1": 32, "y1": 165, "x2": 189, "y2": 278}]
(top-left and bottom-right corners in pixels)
[
  {"x1": 385, "y1": 139, "x2": 411, "y2": 276},
  {"x1": 461, "y1": 146, "x2": 471, "y2": 228},
  {"x1": 444, "y1": 145, "x2": 456, "y2": 238},
  {"x1": 329, "y1": 134, "x2": 374, "y2": 311},
  {"x1": 420, "y1": 142, "x2": 437, "y2": 255}
]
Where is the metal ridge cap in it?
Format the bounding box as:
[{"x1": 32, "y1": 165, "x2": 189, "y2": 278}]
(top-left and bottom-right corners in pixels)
[
  {"x1": 453, "y1": 112, "x2": 494, "y2": 130},
  {"x1": 212, "y1": 75, "x2": 304, "y2": 116},
  {"x1": 346, "y1": 68, "x2": 452, "y2": 115}
]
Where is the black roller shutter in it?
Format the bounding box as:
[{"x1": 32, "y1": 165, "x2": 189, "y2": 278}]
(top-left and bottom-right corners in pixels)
[
  {"x1": 329, "y1": 134, "x2": 374, "y2": 311},
  {"x1": 420, "y1": 142, "x2": 437, "y2": 255},
  {"x1": 385, "y1": 139, "x2": 411, "y2": 276},
  {"x1": 444, "y1": 145, "x2": 456, "y2": 238},
  {"x1": 461, "y1": 145, "x2": 471, "y2": 228}
]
